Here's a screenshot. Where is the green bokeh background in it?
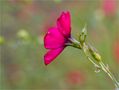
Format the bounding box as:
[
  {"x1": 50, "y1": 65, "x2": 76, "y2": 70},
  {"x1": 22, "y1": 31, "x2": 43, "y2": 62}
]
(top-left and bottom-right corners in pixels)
[{"x1": 0, "y1": 0, "x2": 119, "y2": 89}]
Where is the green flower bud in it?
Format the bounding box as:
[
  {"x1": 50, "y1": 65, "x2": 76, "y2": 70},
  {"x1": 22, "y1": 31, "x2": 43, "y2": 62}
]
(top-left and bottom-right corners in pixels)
[
  {"x1": 79, "y1": 25, "x2": 87, "y2": 43},
  {"x1": 0, "y1": 36, "x2": 5, "y2": 45},
  {"x1": 92, "y1": 52, "x2": 102, "y2": 62},
  {"x1": 88, "y1": 44, "x2": 102, "y2": 62}
]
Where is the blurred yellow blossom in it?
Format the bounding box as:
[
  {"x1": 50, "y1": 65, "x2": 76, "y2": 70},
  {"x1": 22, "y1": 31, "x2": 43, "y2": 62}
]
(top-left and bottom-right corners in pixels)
[{"x1": 17, "y1": 29, "x2": 30, "y2": 40}]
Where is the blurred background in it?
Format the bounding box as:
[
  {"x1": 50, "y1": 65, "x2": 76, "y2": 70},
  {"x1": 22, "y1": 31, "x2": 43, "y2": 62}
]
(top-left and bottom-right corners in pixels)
[{"x1": 0, "y1": 0, "x2": 119, "y2": 89}]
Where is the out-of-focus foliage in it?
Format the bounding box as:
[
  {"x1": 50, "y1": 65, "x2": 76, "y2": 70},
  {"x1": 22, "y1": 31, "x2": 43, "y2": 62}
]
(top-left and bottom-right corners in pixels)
[
  {"x1": 0, "y1": 36, "x2": 5, "y2": 45},
  {"x1": 0, "y1": 0, "x2": 119, "y2": 89}
]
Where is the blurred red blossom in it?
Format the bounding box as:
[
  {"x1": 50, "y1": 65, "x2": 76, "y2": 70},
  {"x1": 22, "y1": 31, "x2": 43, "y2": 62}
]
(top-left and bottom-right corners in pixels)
[
  {"x1": 113, "y1": 40, "x2": 119, "y2": 63},
  {"x1": 65, "y1": 70, "x2": 85, "y2": 85},
  {"x1": 102, "y1": 0, "x2": 117, "y2": 16}
]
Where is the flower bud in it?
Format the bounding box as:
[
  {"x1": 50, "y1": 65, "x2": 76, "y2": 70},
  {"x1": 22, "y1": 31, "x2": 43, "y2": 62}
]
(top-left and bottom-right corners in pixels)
[
  {"x1": 79, "y1": 25, "x2": 87, "y2": 43},
  {"x1": 92, "y1": 52, "x2": 102, "y2": 62},
  {"x1": 88, "y1": 44, "x2": 102, "y2": 62}
]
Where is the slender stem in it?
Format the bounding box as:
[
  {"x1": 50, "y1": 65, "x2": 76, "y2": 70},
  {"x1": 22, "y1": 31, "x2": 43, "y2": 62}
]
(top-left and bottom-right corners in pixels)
[
  {"x1": 99, "y1": 61, "x2": 119, "y2": 88},
  {"x1": 70, "y1": 39, "x2": 119, "y2": 88},
  {"x1": 68, "y1": 37, "x2": 82, "y2": 49},
  {"x1": 84, "y1": 49, "x2": 119, "y2": 88},
  {"x1": 82, "y1": 43, "x2": 101, "y2": 68},
  {"x1": 82, "y1": 43, "x2": 119, "y2": 88},
  {"x1": 83, "y1": 49, "x2": 101, "y2": 69}
]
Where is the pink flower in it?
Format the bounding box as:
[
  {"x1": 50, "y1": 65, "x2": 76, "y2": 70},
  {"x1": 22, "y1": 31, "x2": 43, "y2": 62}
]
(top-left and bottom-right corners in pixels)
[
  {"x1": 102, "y1": 0, "x2": 117, "y2": 16},
  {"x1": 44, "y1": 11, "x2": 71, "y2": 65}
]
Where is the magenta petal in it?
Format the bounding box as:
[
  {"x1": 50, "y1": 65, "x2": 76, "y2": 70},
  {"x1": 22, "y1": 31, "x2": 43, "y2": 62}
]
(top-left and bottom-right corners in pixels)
[
  {"x1": 57, "y1": 11, "x2": 71, "y2": 37},
  {"x1": 44, "y1": 27, "x2": 65, "y2": 49},
  {"x1": 44, "y1": 47, "x2": 64, "y2": 65}
]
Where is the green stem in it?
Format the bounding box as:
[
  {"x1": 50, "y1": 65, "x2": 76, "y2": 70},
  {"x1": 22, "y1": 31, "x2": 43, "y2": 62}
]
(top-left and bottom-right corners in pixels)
[
  {"x1": 99, "y1": 61, "x2": 119, "y2": 88},
  {"x1": 82, "y1": 43, "x2": 100, "y2": 68},
  {"x1": 84, "y1": 48, "x2": 119, "y2": 88},
  {"x1": 72, "y1": 40, "x2": 119, "y2": 88},
  {"x1": 83, "y1": 48, "x2": 101, "y2": 69},
  {"x1": 83, "y1": 44, "x2": 119, "y2": 88}
]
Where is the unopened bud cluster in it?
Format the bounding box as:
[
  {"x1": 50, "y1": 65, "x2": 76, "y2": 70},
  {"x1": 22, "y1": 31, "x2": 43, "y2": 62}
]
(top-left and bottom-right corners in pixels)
[
  {"x1": 78, "y1": 25, "x2": 102, "y2": 62},
  {"x1": 79, "y1": 25, "x2": 87, "y2": 44}
]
